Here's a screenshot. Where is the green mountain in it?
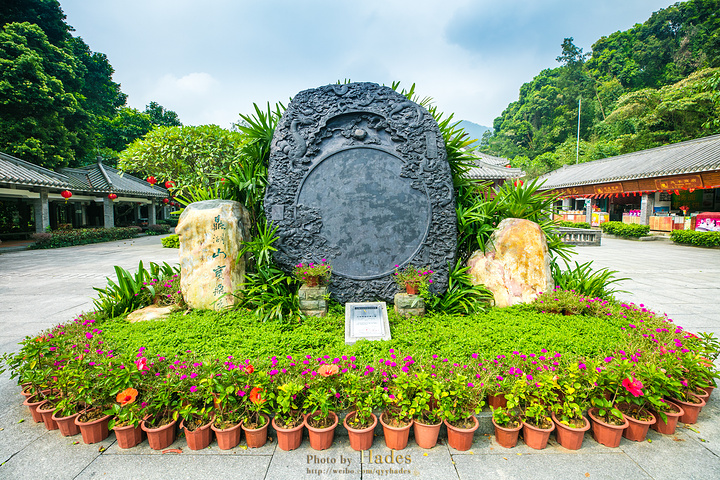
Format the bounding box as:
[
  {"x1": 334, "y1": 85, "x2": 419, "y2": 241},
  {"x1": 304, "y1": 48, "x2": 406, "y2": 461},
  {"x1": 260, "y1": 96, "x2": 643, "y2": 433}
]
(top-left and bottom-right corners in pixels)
[
  {"x1": 458, "y1": 120, "x2": 491, "y2": 147},
  {"x1": 481, "y1": 0, "x2": 720, "y2": 177}
]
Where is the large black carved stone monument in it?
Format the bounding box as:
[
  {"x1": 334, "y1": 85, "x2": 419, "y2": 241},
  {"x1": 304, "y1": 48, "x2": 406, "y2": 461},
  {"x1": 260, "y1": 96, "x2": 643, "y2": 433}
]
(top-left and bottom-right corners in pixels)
[{"x1": 265, "y1": 82, "x2": 456, "y2": 303}]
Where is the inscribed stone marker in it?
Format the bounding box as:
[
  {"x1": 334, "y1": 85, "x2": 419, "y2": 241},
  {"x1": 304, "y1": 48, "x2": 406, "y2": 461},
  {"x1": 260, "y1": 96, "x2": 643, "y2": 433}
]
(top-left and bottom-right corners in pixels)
[{"x1": 265, "y1": 82, "x2": 457, "y2": 303}]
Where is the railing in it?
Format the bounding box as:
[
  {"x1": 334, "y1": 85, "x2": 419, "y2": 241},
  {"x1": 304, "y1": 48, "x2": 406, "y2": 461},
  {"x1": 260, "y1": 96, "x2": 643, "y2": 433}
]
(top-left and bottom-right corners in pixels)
[{"x1": 557, "y1": 227, "x2": 601, "y2": 246}]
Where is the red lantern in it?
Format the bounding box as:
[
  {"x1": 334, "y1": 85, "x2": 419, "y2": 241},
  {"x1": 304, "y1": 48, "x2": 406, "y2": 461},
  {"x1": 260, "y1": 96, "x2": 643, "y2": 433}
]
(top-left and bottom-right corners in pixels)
[
  {"x1": 108, "y1": 193, "x2": 118, "y2": 201},
  {"x1": 61, "y1": 190, "x2": 72, "y2": 203},
  {"x1": 164, "y1": 180, "x2": 175, "y2": 189},
  {"x1": 162, "y1": 198, "x2": 169, "y2": 204},
  {"x1": 147, "y1": 176, "x2": 157, "y2": 185},
  {"x1": 513, "y1": 179, "x2": 524, "y2": 187}
]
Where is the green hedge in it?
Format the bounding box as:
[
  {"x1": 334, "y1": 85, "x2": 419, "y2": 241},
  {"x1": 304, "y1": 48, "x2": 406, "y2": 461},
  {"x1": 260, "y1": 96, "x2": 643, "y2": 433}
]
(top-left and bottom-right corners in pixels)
[
  {"x1": 557, "y1": 220, "x2": 591, "y2": 229},
  {"x1": 600, "y1": 221, "x2": 650, "y2": 238},
  {"x1": 161, "y1": 234, "x2": 179, "y2": 248},
  {"x1": 671, "y1": 230, "x2": 720, "y2": 247},
  {"x1": 147, "y1": 224, "x2": 171, "y2": 235},
  {"x1": 30, "y1": 227, "x2": 141, "y2": 249}
]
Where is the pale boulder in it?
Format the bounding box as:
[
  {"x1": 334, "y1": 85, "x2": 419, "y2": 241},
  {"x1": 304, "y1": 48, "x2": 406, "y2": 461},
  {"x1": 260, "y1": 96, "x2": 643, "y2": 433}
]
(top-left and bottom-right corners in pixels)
[
  {"x1": 126, "y1": 304, "x2": 181, "y2": 323},
  {"x1": 176, "y1": 199, "x2": 251, "y2": 310},
  {"x1": 467, "y1": 218, "x2": 553, "y2": 307}
]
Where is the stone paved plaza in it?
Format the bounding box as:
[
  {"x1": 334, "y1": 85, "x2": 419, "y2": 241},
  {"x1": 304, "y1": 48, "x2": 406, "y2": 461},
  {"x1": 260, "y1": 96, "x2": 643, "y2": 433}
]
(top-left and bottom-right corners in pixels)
[{"x1": 0, "y1": 235, "x2": 718, "y2": 479}]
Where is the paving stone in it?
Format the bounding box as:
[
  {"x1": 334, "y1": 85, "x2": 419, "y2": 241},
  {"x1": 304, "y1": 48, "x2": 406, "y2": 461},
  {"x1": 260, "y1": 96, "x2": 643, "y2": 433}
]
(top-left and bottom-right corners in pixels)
[
  {"x1": 360, "y1": 443, "x2": 458, "y2": 480},
  {"x1": 620, "y1": 428, "x2": 720, "y2": 479},
  {"x1": 0, "y1": 423, "x2": 107, "y2": 479},
  {"x1": 75, "y1": 454, "x2": 271, "y2": 480},
  {"x1": 265, "y1": 436, "x2": 361, "y2": 480},
  {"x1": 0, "y1": 402, "x2": 49, "y2": 463},
  {"x1": 452, "y1": 452, "x2": 652, "y2": 480}
]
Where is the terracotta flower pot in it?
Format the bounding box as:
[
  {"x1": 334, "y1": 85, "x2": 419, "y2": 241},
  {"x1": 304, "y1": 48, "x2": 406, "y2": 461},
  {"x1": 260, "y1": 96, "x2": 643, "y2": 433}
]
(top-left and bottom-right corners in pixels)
[
  {"x1": 406, "y1": 284, "x2": 419, "y2": 295},
  {"x1": 305, "y1": 411, "x2": 338, "y2": 451},
  {"x1": 622, "y1": 411, "x2": 656, "y2": 442},
  {"x1": 692, "y1": 389, "x2": 710, "y2": 403},
  {"x1": 487, "y1": 393, "x2": 508, "y2": 409},
  {"x1": 273, "y1": 416, "x2": 305, "y2": 451},
  {"x1": 670, "y1": 395, "x2": 706, "y2": 424},
  {"x1": 703, "y1": 385, "x2": 715, "y2": 398},
  {"x1": 445, "y1": 416, "x2": 479, "y2": 451},
  {"x1": 522, "y1": 419, "x2": 555, "y2": 450},
  {"x1": 413, "y1": 419, "x2": 441, "y2": 449},
  {"x1": 181, "y1": 417, "x2": 214, "y2": 450},
  {"x1": 141, "y1": 417, "x2": 178, "y2": 450},
  {"x1": 651, "y1": 401, "x2": 684, "y2": 435},
  {"x1": 344, "y1": 412, "x2": 377, "y2": 452},
  {"x1": 114, "y1": 423, "x2": 144, "y2": 449},
  {"x1": 551, "y1": 412, "x2": 590, "y2": 450},
  {"x1": 492, "y1": 417, "x2": 522, "y2": 449},
  {"x1": 588, "y1": 407, "x2": 628, "y2": 448},
  {"x1": 23, "y1": 395, "x2": 45, "y2": 423},
  {"x1": 52, "y1": 411, "x2": 80, "y2": 437},
  {"x1": 37, "y1": 401, "x2": 59, "y2": 431},
  {"x1": 305, "y1": 277, "x2": 319, "y2": 287},
  {"x1": 75, "y1": 414, "x2": 111, "y2": 444},
  {"x1": 380, "y1": 412, "x2": 413, "y2": 451},
  {"x1": 211, "y1": 421, "x2": 242, "y2": 450},
  {"x1": 242, "y1": 414, "x2": 270, "y2": 448}
]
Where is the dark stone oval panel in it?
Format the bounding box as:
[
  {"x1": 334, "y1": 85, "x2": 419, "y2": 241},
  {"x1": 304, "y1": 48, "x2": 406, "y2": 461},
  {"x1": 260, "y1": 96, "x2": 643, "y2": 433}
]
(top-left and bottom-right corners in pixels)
[{"x1": 297, "y1": 147, "x2": 430, "y2": 279}]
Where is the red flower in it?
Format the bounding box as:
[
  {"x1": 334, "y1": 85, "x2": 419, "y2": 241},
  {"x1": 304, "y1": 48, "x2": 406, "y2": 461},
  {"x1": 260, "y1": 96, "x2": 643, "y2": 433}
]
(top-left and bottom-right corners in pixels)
[
  {"x1": 622, "y1": 377, "x2": 644, "y2": 397},
  {"x1": 245, "y1": 364, "x2": 254, "y2": 374},
  {"x1": 248, "y1": 387, "x2": 265, "y2": 405},
  {"x1": 318, "y1": 364, "x2": 339, "y2": 377},
  {"x1": 116, "y1": 387, "x2": 138, "y2": 406}
]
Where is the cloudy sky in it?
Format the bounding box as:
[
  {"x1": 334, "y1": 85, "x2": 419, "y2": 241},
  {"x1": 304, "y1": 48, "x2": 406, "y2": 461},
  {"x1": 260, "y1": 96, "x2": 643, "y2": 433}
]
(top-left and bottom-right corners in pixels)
[{"x1": 60, "y1": 0, "x2": 674, "y2": 129}]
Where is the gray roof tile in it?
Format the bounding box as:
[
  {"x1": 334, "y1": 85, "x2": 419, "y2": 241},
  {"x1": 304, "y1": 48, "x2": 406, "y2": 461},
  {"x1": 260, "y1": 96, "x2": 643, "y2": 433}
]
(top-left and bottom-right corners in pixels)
[{"x1": 538, "y1": 134, "x2": 720, "y2": 190}]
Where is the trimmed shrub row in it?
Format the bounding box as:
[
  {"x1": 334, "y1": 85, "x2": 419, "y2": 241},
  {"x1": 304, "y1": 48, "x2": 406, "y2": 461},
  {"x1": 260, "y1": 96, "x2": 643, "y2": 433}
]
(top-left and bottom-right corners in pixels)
[
  {"x1": 161, "y1": 234, "x2": 180, "y2": 248},
  {"x1": 30, "y1": 227, "x2": 141, "y2": 249},
  {"x1": 670, "y1": 229, "x2": 720, "y2": 247},
  {"x1": 600, "y1": 221, "x2": 650, "y2": 238},
  {"x1": 147, "y1": 224, "x2": 171, "y2": 235},
  {"x1": 557, "y1": 220, "x2": 591, "y2": 229}
]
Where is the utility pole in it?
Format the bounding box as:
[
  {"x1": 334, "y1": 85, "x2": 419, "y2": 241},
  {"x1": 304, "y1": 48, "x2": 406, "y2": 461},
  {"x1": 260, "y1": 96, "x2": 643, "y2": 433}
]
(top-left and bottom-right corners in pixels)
[{"x1": 576, "y1": 96, "x2": 582, "y2": 164}]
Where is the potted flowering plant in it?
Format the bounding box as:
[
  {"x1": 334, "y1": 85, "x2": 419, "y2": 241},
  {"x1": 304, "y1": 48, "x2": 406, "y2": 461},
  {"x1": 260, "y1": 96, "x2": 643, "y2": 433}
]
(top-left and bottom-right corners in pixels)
[
  {"x1": 343, "y1": 370, "x2": 382, "y2": 451},
  {"x1": 292, "y1": 259, "x2": 331, "y2": 287},
  {"x1": 209, "y1": 359, "x2": 248, "y2": 449},
  {"x1": 381, "y1": 371, "x2": 415, "y2": 450},
  {"x1": 270, "y1": 380, "x2": 306, "y2": 451},
  {"x1": 106, "y1": 387, "x2": 143, "y2": 448},
  {"x1": 242, "y1": 379, "x2": 271, "y2": 448},
  {"x1": 588, "y1": 359, "x2": 630, "y2": 447},
  {"x1": 551, "y1": 359, "x2": 595, "y2": 450},
  {"x1": 393, "y1": 264, "x2": 433, "y2": 295},
  {"x1": 408, "y1": 370, "x2": 444, "y2": 449},
  {"x1": 176, "y1": 360, "x2": 215, "y2": 451},
  {"x1": 440, "y1": 370, "x2": 484, "y2": 451},
  {"x1": 491, "y1": 394, "x2": 523, "y2": 449},
  {"x1": 516, "y1": 370, "x2": 557, "y2": 450},
  {"x1": 303, "y1": 362, "x2": 343, "y2": 450}
]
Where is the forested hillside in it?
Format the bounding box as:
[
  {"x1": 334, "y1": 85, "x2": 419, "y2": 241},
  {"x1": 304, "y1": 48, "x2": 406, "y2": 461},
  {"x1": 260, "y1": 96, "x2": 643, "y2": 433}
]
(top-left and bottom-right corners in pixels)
[
  {"x1": 0, "y1": 0, "x2": 180, "y2": 169},
  {"x1": 481, "y1": 0, "x2": 720, "y2": 177}
]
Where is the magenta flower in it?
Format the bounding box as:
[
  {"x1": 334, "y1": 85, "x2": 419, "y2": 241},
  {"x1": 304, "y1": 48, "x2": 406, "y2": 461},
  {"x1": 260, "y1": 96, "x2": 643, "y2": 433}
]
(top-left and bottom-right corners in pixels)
[{"x1": 622, "y1": 377, "x2": 644, "y2": 397}]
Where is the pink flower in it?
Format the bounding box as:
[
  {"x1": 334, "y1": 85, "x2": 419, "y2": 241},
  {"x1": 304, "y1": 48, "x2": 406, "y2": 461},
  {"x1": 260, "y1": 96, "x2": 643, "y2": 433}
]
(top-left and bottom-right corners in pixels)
[
  {"x1": 622, "y1": 377, "x2": 644, "y2": 397},
  {"x1": 135, "y1": 357, "x2": 149, "y2": 371}
]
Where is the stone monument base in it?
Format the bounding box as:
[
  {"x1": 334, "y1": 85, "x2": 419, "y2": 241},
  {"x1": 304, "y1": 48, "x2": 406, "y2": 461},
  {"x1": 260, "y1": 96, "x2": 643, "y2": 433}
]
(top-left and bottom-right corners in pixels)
[
  {"x1": 393, "y1": 292, "x2": 425, "y2": 317},
  {"x1": 299, "y1": 285, "x2": 329, "y2": 317}
]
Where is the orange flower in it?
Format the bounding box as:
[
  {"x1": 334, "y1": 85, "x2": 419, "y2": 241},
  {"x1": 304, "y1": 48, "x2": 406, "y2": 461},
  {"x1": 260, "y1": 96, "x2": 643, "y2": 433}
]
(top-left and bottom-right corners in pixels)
[
  {"x1": 318, "y1": 364, "x2": 339, "y2": 377},
  {"x1": 116, "y1": 387, "x2": 138, "y2": 406},
  {"x1": 248, "y1": 387, "x2": 265, "y2": 405},
  {"x1": 245, "y1": 364, "x2": 255, "y2": 374}
]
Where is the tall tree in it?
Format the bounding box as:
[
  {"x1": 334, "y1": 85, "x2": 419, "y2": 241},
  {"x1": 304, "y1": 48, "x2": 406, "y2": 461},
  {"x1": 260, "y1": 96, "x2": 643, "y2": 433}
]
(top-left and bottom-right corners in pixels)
[
  {"x1": 145, "y1": 101, "x2": 182, "y2": 127},
  {"x1": 0, "y1": 0, "x2": 71, "y2": 46},
  {"x1": 0, "y1": 22, "x2": 88, "y2": 168}
]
